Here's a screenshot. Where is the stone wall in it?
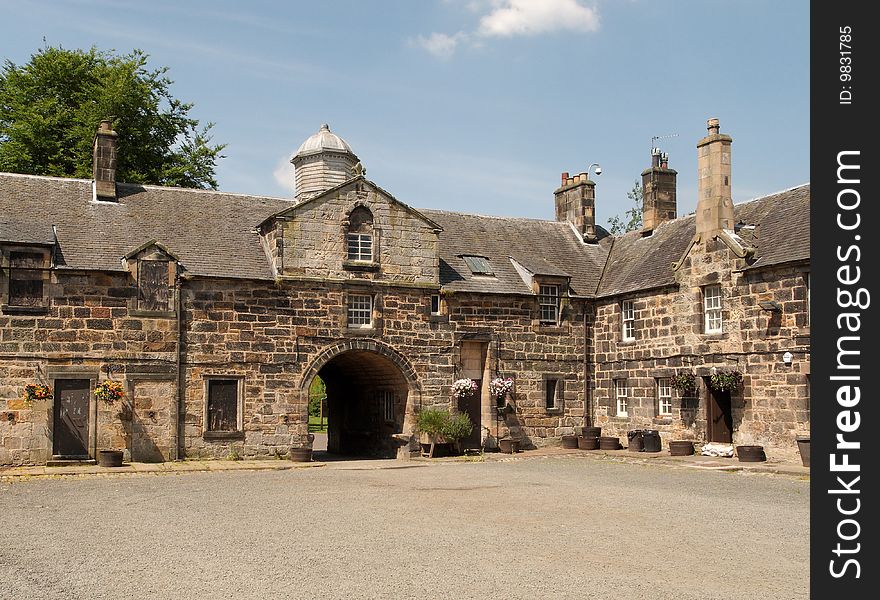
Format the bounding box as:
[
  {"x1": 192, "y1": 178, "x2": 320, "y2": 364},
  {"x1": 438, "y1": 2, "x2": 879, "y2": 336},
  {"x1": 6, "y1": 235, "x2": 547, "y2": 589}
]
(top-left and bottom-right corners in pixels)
[{"x1": 592, "y1": 236, "x2": 809, "y2": 452}]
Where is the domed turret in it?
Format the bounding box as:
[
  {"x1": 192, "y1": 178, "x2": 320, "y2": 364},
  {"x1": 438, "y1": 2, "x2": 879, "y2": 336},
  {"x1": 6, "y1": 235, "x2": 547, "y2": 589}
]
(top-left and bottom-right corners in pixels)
[{"x1": 291, "y1": 124, "x2": 359, "y2": 201}]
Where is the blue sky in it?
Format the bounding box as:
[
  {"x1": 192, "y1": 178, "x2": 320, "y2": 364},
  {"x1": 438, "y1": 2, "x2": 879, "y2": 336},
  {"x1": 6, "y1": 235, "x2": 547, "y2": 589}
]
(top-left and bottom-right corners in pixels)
[{"x1": 1, "y1": 0, "x2": 809, "y2": 225}]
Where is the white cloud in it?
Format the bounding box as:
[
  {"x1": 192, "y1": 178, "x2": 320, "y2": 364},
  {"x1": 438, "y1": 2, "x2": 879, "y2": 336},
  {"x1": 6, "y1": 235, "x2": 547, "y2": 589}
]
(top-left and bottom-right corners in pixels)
[
  {"x1": 412, "y1": 32, "x2": 465, "y2": 60},
  {"x1": 478, "y1": 0, "x2": 599, "y2": 37},
  {"x1": 273, "y1": 155, "x2": 296, "y2": 193},
  {"x1": 415, "y1": 0, "x2": 599, "y2": 58}
]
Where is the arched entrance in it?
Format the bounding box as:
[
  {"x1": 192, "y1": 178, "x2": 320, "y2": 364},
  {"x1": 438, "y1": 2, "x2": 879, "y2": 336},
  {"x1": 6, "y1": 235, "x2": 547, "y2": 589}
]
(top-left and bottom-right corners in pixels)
[{"x1": 301, "y1": 341, "x2": 420, "y2": 459}]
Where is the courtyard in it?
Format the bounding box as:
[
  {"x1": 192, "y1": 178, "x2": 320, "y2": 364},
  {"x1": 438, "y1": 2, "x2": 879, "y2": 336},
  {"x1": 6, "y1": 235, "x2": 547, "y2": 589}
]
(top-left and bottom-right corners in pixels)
[{"x1": 0, "y1": 454, "x2": 808, "y2": 599}]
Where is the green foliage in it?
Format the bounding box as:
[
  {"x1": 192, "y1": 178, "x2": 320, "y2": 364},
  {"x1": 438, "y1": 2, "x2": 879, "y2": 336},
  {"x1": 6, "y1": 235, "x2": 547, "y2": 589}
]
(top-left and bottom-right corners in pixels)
[
  {"x1": 308, "y1": 376, "x2": 326, "y2": 418},
  {"x1": 607, "y1": 180, "x2": 643, "y2": 234},
  {"x1": 416, "y1": 408, "x2": 474, "y2": 443},
  {"x1": 670, "y1": 372, "x2": 697, "y2": 393},
  {"x1": 0, "y1": 45, "x2": 225, "y2": 188},
  {"x1": 226, "y1": 444, "x2": 242, "y2": 461},
  {"x1": 709, "y1": 369, "x2": 743, "y2": 392}
]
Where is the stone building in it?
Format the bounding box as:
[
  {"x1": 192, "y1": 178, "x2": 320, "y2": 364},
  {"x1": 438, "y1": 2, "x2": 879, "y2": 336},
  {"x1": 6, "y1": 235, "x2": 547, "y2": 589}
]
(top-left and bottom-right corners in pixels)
[{"x1": 0, "y1": 118, "x2": 809, "y2": 466}]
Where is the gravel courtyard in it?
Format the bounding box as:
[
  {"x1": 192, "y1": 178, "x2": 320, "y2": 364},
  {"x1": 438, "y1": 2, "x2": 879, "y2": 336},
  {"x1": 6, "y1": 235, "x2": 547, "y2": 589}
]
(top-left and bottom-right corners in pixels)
[{"x1": 1, "y1": 455, "x2": 809, "y2": 600}]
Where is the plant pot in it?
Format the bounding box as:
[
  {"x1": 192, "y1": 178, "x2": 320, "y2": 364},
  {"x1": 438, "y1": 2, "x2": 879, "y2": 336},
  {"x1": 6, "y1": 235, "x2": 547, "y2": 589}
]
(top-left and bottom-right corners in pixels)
[
  {"x1": 499, "y1": 439, "x2": 519, "y2": 454},
  {"x1": 97, "y1": 450, "x2": 123, "y2": 467},
  {"x1": 561, "y1": 435, "x2": 579, "y2": 449},
  {"x1": 736, "y1": 445, "x2": 766, "y2": 462},
  {"x1": 598, "y1": 436, "x2": 621, "y2": 450},
  {"x1": 668, "y1": 441, "x2": 695, "y2": 456},
  {"x1": 642, "y1": 429, "x2": 661, "y2": 453},
  {"x1": 289, "y1": 447, "x2": 312, "y2": 462},
  {"x1": 580, "y1": 426, "x2": 601, "y2": 438},
  {"x1": 578, "y1": 435, "x2": 599, "y2": 450},
  {"x1": 796, "y1": 436, "x2": 810, "y2": 467},
  {"x1": 627, "y1": 430, "x2": 644, "y2": 452}
]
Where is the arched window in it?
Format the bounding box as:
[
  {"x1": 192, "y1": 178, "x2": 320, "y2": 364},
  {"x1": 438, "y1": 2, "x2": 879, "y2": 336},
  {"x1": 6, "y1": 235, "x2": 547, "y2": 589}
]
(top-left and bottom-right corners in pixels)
[{"x1": 347, "y1": 206, "x2": 374, "y2": 262}]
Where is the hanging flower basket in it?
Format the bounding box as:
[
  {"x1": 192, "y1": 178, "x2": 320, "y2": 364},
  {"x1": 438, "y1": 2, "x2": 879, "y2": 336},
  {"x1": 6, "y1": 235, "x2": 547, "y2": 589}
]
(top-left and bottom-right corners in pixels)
[
  {"x1": 95, "y1": 380, "x2": 125, "y2": 404},
  {"x1": 670, "y1": 372, "x2": 697, "y2": 393},
  {"x1": 22, "y1": 383, "x2": 52, "y2": 405},
  {"x1": 488, "y1": 377, "x2": 514, "y2": 401},
  {"x1": 709, "y1": 369, "x2": 743, "y2": 392},
  {"x1": 451, "y1": 378, "x2": 478, "y2": 399}
]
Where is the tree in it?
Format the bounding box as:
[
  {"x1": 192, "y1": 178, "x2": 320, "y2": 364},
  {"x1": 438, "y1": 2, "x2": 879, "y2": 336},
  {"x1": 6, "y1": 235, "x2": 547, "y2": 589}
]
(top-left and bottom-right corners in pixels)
[
  {"x1": 607, "y1": 180, "x2": 643, "y2": 234},
  {"x1": 0, "y1": 45, "x2": 225, "y2": 189}
]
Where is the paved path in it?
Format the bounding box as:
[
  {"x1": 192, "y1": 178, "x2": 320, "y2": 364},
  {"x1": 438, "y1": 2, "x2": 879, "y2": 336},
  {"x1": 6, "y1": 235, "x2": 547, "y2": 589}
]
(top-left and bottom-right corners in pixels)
[{"x1": 0, "y1": 452, "x2": 808, "y2": 600}]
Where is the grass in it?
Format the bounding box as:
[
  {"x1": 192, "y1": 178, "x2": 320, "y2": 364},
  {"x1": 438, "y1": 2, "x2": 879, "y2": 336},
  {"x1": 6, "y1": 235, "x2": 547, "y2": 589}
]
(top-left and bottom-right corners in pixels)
[{"x1": 308, "y1": 415, "x2": 328, "y2": 433}]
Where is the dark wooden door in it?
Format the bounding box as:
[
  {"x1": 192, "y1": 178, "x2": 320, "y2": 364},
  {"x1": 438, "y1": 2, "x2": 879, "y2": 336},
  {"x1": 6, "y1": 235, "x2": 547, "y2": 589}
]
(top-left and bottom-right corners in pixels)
[
  {"x1": 458, "y1": 380, "x2": 482, "y2": 450},
  {"x1": 53, "y1": 379, "x2": 90, "y2": 456},
  {"x1": 707, "y1": 386, "x2": 733, "y2": 443}
]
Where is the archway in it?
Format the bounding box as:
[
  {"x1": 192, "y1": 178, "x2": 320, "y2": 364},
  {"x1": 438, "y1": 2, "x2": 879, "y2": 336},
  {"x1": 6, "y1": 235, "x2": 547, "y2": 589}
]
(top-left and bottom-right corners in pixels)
[{"x1": 301, "y1": 341, "x2": 420, "y2": 459}]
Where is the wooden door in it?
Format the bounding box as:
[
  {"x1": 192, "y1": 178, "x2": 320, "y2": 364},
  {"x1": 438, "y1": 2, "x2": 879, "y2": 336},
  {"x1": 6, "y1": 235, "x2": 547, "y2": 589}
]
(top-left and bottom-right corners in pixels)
[
  {"x1": 53, "y1": 379, "x2": 91, "y2": 457},
  {"x1": 458, "y1": 380, "x2": 482, "y2": 450},
  {"x1": 707, "y1": 386, "x2": 733, "y2": 443}
]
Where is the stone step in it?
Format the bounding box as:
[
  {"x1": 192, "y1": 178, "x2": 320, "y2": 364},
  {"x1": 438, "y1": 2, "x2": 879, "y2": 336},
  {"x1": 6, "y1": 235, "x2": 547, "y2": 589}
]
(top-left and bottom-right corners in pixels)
[{"x1": 46, "y1": 458, "x2": 97, "y2": 467}]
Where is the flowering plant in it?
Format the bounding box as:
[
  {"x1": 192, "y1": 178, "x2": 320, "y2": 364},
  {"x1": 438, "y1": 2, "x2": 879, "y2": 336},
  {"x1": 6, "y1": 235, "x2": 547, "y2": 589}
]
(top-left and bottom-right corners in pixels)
[
  {"x1": 670, "y1": 372, "x2": 697, "y2": 393},
  {"x1": 23, "y1": 383, "x2": 52, "y2": 404},
  {"x1": 709, "y1": 369, "x2": 743, "y2": 392},
  {"x1": 488, "y1": 377, "x2": 514, "y2": 400},
  {"x1": 95, "y1": 380, "x2": 125, "y2": 403},
  {"x1": 451, "y1": 378, "x2": 478, "y2": 399}
]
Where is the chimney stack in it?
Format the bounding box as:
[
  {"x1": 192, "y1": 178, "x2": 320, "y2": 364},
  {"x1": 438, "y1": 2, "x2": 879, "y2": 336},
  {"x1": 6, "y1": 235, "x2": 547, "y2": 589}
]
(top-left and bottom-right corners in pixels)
[
  {"x1": 696, "y1": 117, "x2": 734, "y2": 236},
  {"x1": 641, "y1": 148, "x2": 678, "y2": 234},
  {"x1": 554, "y1": 172, "x2": 597, "y2": 242},
  {"x1": 93, "y1": 119, "x2": 118, "y2": 201}
]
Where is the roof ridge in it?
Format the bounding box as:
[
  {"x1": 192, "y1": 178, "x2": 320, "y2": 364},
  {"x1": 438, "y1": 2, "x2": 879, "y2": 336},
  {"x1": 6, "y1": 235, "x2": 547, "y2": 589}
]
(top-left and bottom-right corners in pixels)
[
  {"x1": 418, "y1": 207, "x2": 566, "y2": 225},
  {"x1": 734, "y1": 182, "x2": 810, "y2": 206}
]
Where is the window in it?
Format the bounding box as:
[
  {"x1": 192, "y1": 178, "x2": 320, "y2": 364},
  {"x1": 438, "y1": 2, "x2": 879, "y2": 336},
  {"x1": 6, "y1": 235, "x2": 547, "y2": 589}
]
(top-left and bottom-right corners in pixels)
[
  {"x1": 703, "y1": 285, "x2": 723, "y2": 333},
  {"x1": 657, "y1": 378, "x2": 672, "y2": 416},
  {"x1": 206, "y1": 379, "x2": 240, "y2": 432},
  {"x1": 621, "y1": 300, "x2": 635, "y2": 341},
  {"x1": 545, "y1": 378, "x2": 561, "y2": 410},
  {"x1": 137, "y1": 259, "x2": 170, "y2": 311},
  {"x1": 539, "y1": 285, "x2": 560, "y2": 323},
  {"x1": 346, "y1": 206, "x2": 374, "y2": 262},
  {"x1": 379, "y1": 390, "x2": 394, "y2": 423},
  {"x1": 461, "y1": 255, "x2": 493, "y2": 276},
  {"x1": 430, "y1": 294, "x2": 441, "y2": 315},
  {"x1": 615, "y1": 380, "x2": 628, "y2": 417},
  {"x1": 7, "y1": 251, "x2": 45, "y2": 307},
  {"x1": 347, "y1": 294, "x2": 373, "y2": 328}
]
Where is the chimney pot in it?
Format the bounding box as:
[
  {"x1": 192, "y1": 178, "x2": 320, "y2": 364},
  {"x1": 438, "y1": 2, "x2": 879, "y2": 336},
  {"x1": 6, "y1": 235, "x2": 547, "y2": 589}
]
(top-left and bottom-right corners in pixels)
[
  {"x1": 561, "y1": 172, "x2": 569, "y2": 185},
  {"x1": 707, "y1": 117, "x2": 720, "y2": 134}
]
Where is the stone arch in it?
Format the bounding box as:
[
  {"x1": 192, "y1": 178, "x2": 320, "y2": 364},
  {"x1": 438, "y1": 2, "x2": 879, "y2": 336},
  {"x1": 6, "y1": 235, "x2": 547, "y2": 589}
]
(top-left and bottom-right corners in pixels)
[{"x1": 300, "y1": 339, "x2": 420, "y2": 394}]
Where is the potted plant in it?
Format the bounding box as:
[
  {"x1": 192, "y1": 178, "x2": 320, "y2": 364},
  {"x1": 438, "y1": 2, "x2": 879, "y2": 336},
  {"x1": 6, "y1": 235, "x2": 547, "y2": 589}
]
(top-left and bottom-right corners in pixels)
[
  {"x1": 22, "y1": 383, "x2": 52, "y2": 406},
  {"x1": 417, "y1": 408, "x2": 449, "y2": 458},
  {"x1": 489, "y1": 377, "x2": 514, "y2": 407},
  {"x1": 709, "y1": 369, "x2": 743, "y2": 392},
  {"x1": 95, "y1": 380, "x2": 126, "y2": 467},
  {"x1": 670, "y1": 372, "x2": 697, "y2": 394},
  {"x1": 443, "y1": 410, "x2": 475, "y2": 455},
  {"x1": 451, "y1": 378, "x2": 478, "y2": 399}
]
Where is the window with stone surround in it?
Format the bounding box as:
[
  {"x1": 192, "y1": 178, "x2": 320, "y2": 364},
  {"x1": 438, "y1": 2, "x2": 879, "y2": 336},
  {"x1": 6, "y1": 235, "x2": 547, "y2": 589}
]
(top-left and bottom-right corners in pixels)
[
  {"x1": 347, "y1": 293, "x2": 373, "y2": 328},
  {"x1": 621, "y1": 299, "x2": 635, "y2": 341},
  {"x1": 6, "y1": 251, "x2": 46, "y2": 307},
  {"x1": 545, "y1": 378, "x2": 562, "y2": 410},
  {"x1": 137, "y1": 259, "x2": 170, "y2": 312},
  {"x1": 657, "y1": 378, "x2": 673, "y2": 416},
  {"x1": 615, "y1": 379, "x2": 629, "y2": 417},
  {"x1": 205, "y1": 378, "x2": 243, "y2": 435},
  {"x1": 346, "y1": 206, "x2": 374, "y2": 262},
  {"x1": 703, "y1": 284, "x2": 723, "y2": 334},
  {"x1": 430, "y1": 294, "x2": 441, "y2": 315},
  {"x1": 539, "y1": 284, "x2": 560, "y2": 324}
]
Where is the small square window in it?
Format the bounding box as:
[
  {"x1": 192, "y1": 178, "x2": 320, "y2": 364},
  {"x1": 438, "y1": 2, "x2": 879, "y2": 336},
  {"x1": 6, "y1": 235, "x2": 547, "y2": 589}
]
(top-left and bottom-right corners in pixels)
[
  {"x1": 704, "y1": 285, "x2": 722, "y2": 334},
  {"x1": 206, "y1": 379, "x2": 240, "y2": 432},
  {"x1": 539, "y1": 285, "x2": 560, "y2": 324},
  {"x1": 657, "y1": 378, "x2": 672, "y2": 416},
  {"x1": 348, "y1": 294, "x2": 373, "y2": 328},
  {"x1": 621, "y1": 300, "x2": 635, "y2": 341},
  {"x1": 615, "y1": 380, "x2": 628, "y2": 417},
  {"x1": 430, "y1": 294, "x2": 441, "y2": 315}
]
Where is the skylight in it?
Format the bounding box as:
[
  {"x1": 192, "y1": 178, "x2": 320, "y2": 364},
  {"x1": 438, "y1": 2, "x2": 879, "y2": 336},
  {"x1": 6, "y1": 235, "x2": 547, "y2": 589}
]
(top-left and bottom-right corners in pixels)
[{"x1": 461, "y1": 255, "x2": 494, "y2": 276}]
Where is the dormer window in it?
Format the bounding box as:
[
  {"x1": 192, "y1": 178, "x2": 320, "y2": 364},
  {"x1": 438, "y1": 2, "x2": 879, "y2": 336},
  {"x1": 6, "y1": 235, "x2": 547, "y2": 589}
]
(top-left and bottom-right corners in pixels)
[
  {"x1": 7, "y1": 251, "x2": 45, "y2": 307},
  {"x1": 346, "y1": 206, "x2": 374, "y2": 262},
  {"x1": 538, "y1": 284, "x2": 560, "y2": 324},
  {"x1": 462, "y1": 255, "x2": 493, "y2": 276},
  {"x1": 138, "y1": 259, "x2": 170, "y2": 311}
]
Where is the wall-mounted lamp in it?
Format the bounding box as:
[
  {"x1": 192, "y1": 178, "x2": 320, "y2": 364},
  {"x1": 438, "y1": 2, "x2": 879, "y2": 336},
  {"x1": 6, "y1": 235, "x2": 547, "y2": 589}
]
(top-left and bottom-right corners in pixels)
[
  {"x1": 587, "y1": 162, "x2": 602, "y2": 179},
  {"x1": 759, "y1": 300, "x2": 782, "y2": 312},
  {"x1": 782, "y1": 351, "x2": 793, "y2": 365}
]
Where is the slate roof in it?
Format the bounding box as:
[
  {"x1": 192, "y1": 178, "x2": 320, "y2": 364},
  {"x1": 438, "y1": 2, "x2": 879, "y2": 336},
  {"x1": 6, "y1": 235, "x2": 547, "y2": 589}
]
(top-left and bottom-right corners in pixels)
[
  {"x1": 0, "y1": 171, "x2": 809, "y2": 295},
  {"x1": 419, "y1": 210, "x2": 608, "y2": 297},
  {"x1": 0, "y1": 173, "x2": 293, "y2": 280},
  {"x1": 595, "y1": 184, "x2": 810, "y2": 297}
]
